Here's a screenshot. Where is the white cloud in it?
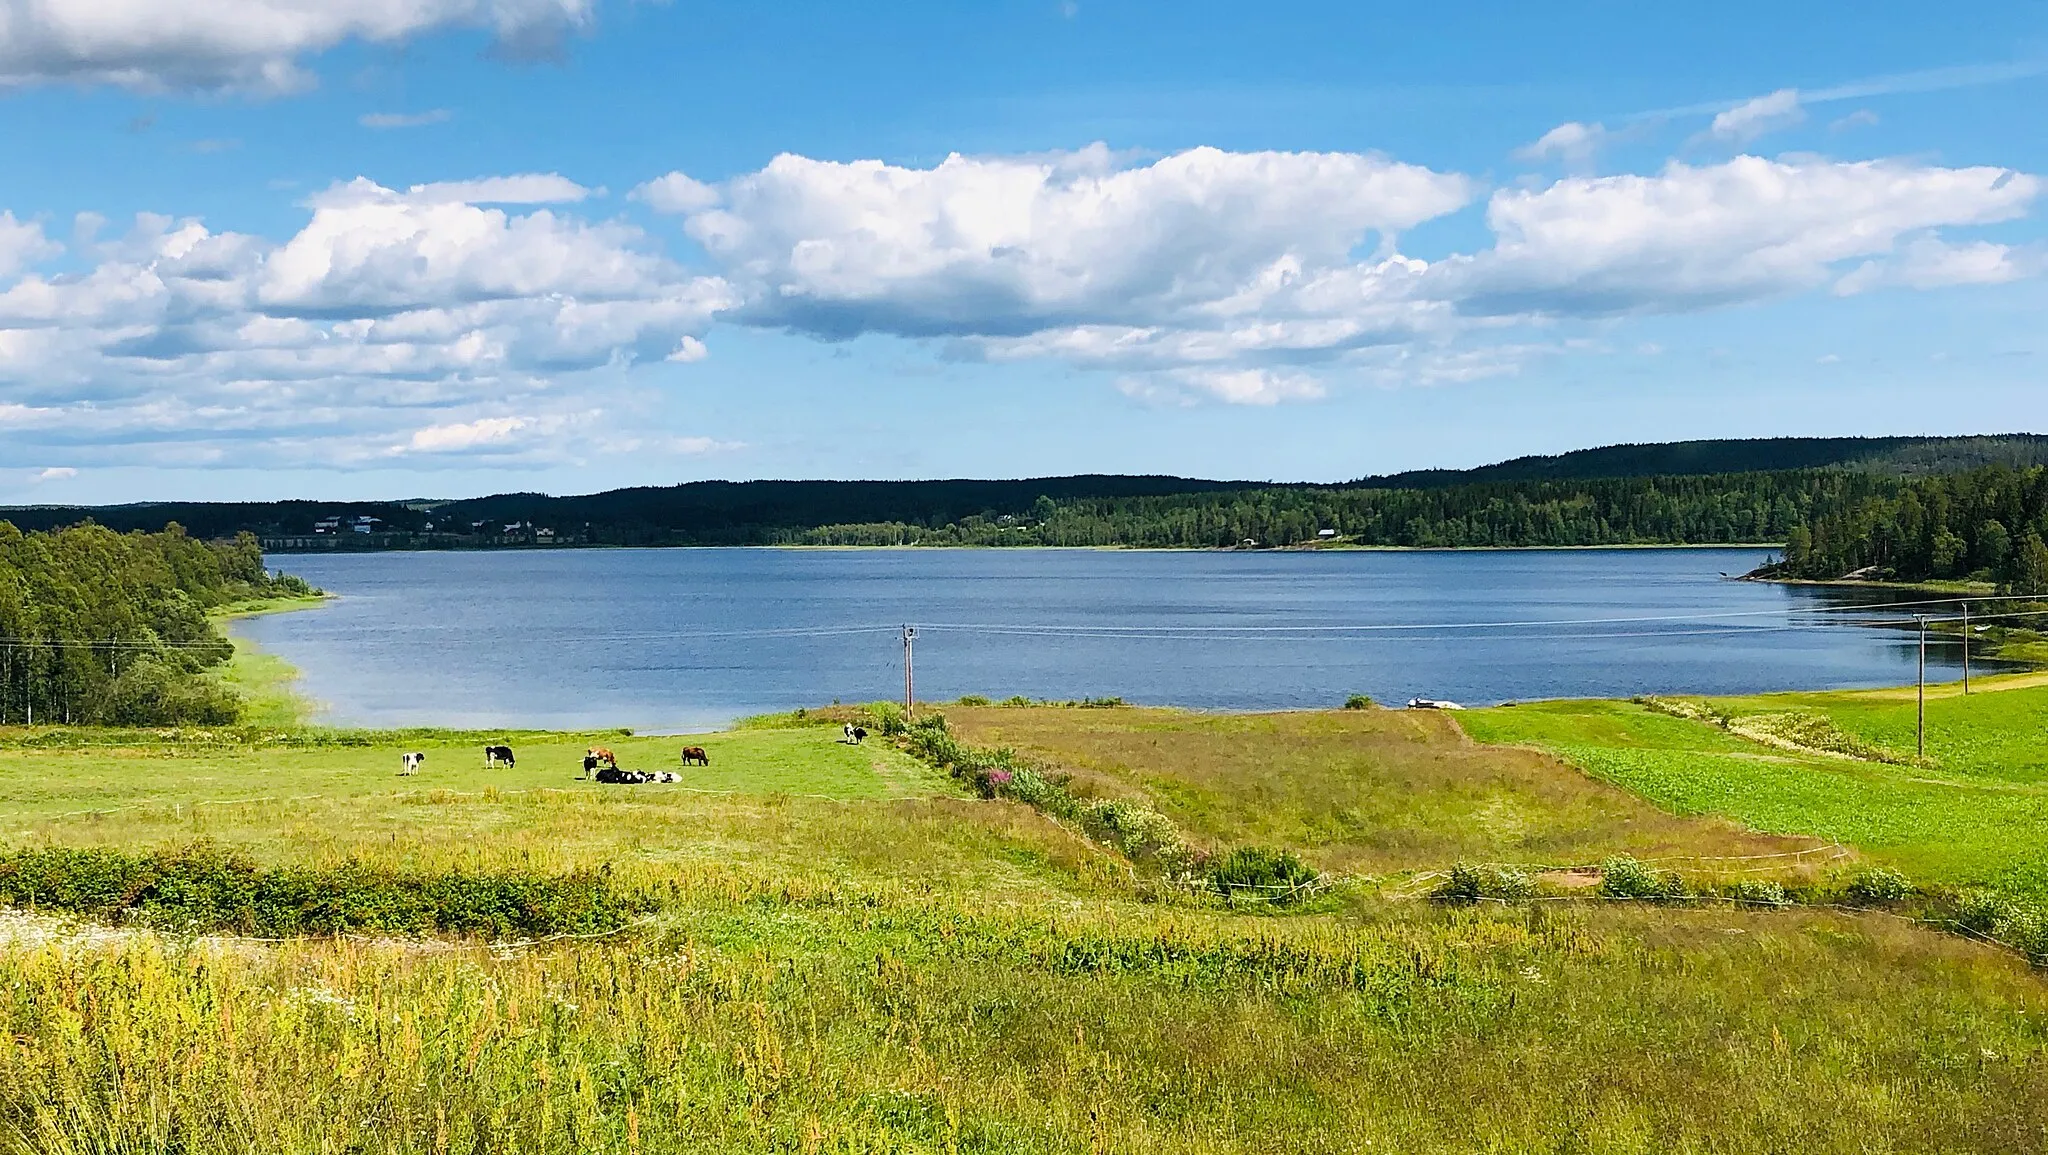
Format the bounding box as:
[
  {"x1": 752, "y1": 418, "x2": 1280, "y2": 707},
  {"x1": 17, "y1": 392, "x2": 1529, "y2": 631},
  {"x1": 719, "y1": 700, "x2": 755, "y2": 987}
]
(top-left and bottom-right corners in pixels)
[
  {"x1": 679, "y1": 144, "x2": 1473, "y2": 339},
  {"x1": 29, "y1": 466, "x2": 74, "y2": 481},
  {"x1": 1449, "y1": 155, "x2": 2041, "y2": 316},
  {"x1": 0, "y1": 212, "x2": 60, "y2": 278},
  {"x1": 1834, "y1": 236, "x2": 2040, "y2": 295},
  {"x1": 360, "y1": 109, "x2": 452, "y2": 130},
  {"x1": 1830, "y1": 109, "x2": 1880, "y2": 133},
  {"x1": 1706, "y1": 88, "x2": 1805, "y2": 143},
  {"x1": 400, "y1": 415, "x2": 531, "y2": 453},
  {"x1": 0, "y1": 0, "x2": 595, "y2": 93},
  {"x1": 632, "y1": 172, "x2": 720, "y2": 214},
  {"x1": 255, "y1": 177, "x2": 677, "y2": 317},
  {"x1": 1515, "y1": 122, "x2": 1607, "y2": 166},
  {"x1": 666, "y1": 334, "x2": 708, "y2": 362}
]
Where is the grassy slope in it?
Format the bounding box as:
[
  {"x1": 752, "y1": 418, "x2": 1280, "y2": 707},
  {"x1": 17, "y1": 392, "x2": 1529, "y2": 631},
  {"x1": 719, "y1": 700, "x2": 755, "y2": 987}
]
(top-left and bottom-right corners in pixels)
[
  {"x1": 0, "y1": 708, "x2": 2047, "y2": 1150},
  {"x1": 207, "y1": 594, "x2": 332, "y2": 727},
  {"x1": 949, "y1": 705, "x2": 1816, "y2": 874},
  {"x1": 1459, "y1": 676, "x2": 2048, "y2": 898}
]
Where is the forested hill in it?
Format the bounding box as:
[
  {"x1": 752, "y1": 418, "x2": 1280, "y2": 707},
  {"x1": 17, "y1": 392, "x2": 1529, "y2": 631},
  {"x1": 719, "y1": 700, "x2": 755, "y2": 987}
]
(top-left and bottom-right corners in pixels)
[
  {"x1": 0, "y1": 523, "x2": 315, "y2": 725},
  {"x1": 1750, "y1": 463, "x2": 2048, "y2": 591},
  {"x1": 2, "y1": 433, "x2": 2043, "y2": 551},
  {"x1": 1357, "y1": 435, "x2": 2048, "y2": 489}
]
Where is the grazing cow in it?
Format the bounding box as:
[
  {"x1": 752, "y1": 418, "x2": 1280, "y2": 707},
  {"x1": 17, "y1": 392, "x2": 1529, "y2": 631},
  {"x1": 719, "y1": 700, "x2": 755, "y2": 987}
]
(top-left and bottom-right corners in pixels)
[
  {"x1": 484, "y1": 744, "x2": 515, "y2": 768},
  {"x1": 680, "y1": 746, "x2": 709, "y2": 766},
  {"x1": 400, "y1": 751, "x2": 425, "y2": 775},
  {"x1": 587, "y1": 746, "x2": 618, "y2": 769},
  {"x1": 851, "y1": 726, "x2": 867, "y2": 744}
]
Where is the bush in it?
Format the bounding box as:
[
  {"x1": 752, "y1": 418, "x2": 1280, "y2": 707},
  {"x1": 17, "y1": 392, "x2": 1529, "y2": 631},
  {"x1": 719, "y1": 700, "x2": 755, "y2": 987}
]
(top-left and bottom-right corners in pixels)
[
  {"x1": 1208, "y1": 847, "x2": 1320, "y2": 904},
  {"x1": 1844, "y1": 867, "x2": 1913, "y2": 904},
  {"x1": 1433, "y1": 862, "x2": 1533, "y2": 904},
  {"x1": 1599, "y1": 856, "x2": 1687, "y2": 900},
  {"x1": 1082, "y1": 799, "x2": 1186, "y2": 863},
  {"x1": 1724, "y1": 879, "x2": 1789, "y2": 906},
  {"x1": 999, "y1": 696, "x2": 1033, "y2": 707},
  {"x1": 1343, "y1": 694, "x2": 1374, "y2": 710},
  {"x1": 865, "y1": 701, "x2": 909, "y2": 737},
  {"x1": 956, "y1": 695, "x2": 993, "y2": 707},
  {"x1": 0, "y1": 844, "x2": 653, "y2": 939}
]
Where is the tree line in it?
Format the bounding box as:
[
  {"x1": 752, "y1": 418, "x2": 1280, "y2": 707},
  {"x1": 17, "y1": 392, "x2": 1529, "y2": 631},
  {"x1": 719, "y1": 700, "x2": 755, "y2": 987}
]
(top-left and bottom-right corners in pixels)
[
  {"x1": 0, "y1": 522, "x2": 314, "y2": 726},
  {"x1": 1755, "y1": 464, "x2": 2048, "y2": 590},
  {"x1": 783, "y1": 472, "x2": 1875, "y2": 550}
]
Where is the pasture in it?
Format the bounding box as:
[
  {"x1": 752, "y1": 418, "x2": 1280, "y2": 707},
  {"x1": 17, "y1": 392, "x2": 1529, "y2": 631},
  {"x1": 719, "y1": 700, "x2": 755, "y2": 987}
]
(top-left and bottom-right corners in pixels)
[
  {"x1": 1, "y1": 695, "x2": 2048, "y2": 1149},
  {"x1": 1459, "y1": 674, "x2": 2048, "y2": 900}
]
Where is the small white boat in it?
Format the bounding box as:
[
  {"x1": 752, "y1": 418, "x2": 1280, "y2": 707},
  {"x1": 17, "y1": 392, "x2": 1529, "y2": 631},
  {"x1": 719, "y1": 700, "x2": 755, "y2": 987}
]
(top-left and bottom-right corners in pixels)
[{"x1": 1406, "y1": 697, "x2": 1466, "y2": 710}]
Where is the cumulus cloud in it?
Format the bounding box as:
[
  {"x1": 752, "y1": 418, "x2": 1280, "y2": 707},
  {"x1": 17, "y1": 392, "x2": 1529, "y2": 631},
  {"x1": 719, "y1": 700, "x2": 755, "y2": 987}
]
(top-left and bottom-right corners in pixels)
[
  {"x1": 0, "y1": 212, "x2": 59, "y2": 278},
  {"x1": 0, "y1": 0, "x2": 594, "y2": 93},
  {"x1": 1834, "y1": 236, "x2": 2041, "y2": 295},
  {"x1": 1706, "y1": 88, "x2": 1806, "y2": 143},
  {"x1": 1515, "y1": 121, "x2": 1607, "y2": 166},
  {"x1": 0, "y1": 177, "x2": 729, "y2": 470},
  {"x1": 632, "y1": 172, "x2": 719, "y2": 214},
  {"x1": 30, "y1": 466, "x2": 74, "y2": 481},
  {"x1": 399, "y1": 415, "x2": 531, "y2": 453},
  {"x1": 1447, "y1": 156, "x2": 2041, "y2": 316},
  {"x1": 0, "y1": 143, "x2": 2041, "y2": 466},
  {"x1": 678, "y1": 144, "x2": 1474, "y2": 339}
]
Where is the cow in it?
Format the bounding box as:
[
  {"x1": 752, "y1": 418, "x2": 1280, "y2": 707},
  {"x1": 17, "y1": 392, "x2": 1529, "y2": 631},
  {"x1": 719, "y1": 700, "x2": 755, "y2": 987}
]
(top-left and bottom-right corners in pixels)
[
  {"x1": 652, "y1": 771, "x2": 679, "y2": 783},
  {"x1": 594, "y1": 766, "x2": 666, "y2": 784},
  {"x1": 842, "y1": 722, "x2": 855, "y2": 743},
  {"x1": 484, "y1": 744, "x2": 515, "y2": 769},
  {"x1": 680, "y1": 746, "x2": 709, "y2": 766},
  {"x1": 400, "y1": 751, "x2": 425, "y2": 775},
  {"x1": 587, "y1": 746, "x2": 618, "y2": 769},
  {"x1": 580, "y1": 755, "x2": 600, "y2": 778},
  {"x1": 851, "y1": 726, "x2": 867, "y2": 744}
]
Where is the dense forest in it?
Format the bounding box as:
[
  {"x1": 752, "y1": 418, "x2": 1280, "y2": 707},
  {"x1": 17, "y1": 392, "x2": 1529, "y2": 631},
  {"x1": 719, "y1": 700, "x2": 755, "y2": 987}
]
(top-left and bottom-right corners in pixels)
[
  {"x1": 788, "y1": 471, "x2": 1865, "y2": 548},
  {"x1": 1752, "y1": 464, "x2": 2048, "y2": 590},
  {"x1": 0, "y1": 523, "x2": 314, "y2": 725},
  {"x1": 5, "y1": 434, "x2": 2045, "y2": 551}
]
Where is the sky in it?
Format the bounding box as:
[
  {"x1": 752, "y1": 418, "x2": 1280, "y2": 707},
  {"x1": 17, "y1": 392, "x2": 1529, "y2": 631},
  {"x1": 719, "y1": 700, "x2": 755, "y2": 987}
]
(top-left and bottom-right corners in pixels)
[{"x1": 0, "y1": 1, "x2": 2043, "y2": 503}]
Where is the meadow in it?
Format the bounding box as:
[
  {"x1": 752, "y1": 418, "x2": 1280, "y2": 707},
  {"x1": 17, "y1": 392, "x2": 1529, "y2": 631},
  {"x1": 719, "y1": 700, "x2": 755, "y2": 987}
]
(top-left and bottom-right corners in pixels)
[
  {"x1": 1458, "y1": 673, "x2": 2048, "y2": 900},
  {"x1": 1, "y1": 668, "x2": 2048, "y2": 1149}
]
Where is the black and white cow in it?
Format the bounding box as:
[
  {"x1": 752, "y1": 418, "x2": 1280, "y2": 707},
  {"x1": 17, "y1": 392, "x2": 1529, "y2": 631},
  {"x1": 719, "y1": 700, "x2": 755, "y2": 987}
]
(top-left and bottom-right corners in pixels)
[
  {"x1": 484, "y1": 744, "x2": 515, "y2": 768},
  {"x1": 400, "y1": 751, "x2": 425, "y2": 775}
]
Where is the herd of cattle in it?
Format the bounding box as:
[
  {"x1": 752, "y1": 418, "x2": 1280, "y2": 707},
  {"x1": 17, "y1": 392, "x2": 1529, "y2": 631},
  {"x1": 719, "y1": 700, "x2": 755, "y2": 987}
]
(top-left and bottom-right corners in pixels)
[{"x1": 396, "y1": 742, "x2": 711, "y2": 783}]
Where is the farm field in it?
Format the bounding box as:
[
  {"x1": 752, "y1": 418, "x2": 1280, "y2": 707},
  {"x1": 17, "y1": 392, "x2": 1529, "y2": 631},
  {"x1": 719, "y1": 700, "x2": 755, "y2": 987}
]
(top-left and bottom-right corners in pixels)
[
  {"x1": 0, "y1": 699, "x2": 2047, "y2": 1149},
  {"x1": 1459, "y1": 673, "x2": 2048, "y2": 900}
]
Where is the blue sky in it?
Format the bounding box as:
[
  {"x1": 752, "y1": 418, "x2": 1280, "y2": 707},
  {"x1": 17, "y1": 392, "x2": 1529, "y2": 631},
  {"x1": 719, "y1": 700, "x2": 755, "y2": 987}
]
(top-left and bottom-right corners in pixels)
[{"x1": 0, "y1": 1, "x2": 2043, "y2": 502}]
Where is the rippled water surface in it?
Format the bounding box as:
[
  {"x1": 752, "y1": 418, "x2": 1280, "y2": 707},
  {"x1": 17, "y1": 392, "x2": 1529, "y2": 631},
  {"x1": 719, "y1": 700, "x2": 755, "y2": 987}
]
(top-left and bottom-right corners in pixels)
[{"x1": 236, "y1": 548, "x2": 1996, "y2": 731}]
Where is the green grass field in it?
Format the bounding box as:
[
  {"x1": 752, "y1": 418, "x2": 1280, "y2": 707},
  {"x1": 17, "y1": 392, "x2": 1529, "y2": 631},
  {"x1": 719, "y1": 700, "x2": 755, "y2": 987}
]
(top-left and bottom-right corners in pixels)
[
  {"x1": 1458, "y1": 675, "x2": 2048, "y2": 899},
  {"x1": 3, "y1": 671, "x2": 2048, "y2": 1149}
]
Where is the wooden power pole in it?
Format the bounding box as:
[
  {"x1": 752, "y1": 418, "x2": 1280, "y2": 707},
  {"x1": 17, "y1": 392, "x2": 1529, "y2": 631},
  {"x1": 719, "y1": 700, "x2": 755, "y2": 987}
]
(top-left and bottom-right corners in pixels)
[{"x1": 902, "y1": 625, "x2": 916, "y2": 716}]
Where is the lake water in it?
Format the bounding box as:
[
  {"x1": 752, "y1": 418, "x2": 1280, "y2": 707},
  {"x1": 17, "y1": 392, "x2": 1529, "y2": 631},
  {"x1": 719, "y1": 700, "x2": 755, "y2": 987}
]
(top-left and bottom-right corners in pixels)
[{"x1": 236, "y1": 548, "x2": 2002, "y2": 732}]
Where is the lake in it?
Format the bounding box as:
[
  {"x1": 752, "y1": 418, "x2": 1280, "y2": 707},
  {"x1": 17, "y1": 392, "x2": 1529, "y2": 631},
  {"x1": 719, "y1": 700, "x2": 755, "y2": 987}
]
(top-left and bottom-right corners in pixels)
[{"x1": 235, "y1": 547, "x2": 2000, "y2": 732}]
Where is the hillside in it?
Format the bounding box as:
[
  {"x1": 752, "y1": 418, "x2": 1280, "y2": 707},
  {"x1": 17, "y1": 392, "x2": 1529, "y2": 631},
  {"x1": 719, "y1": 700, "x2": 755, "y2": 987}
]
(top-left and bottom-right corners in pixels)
[{"x1": 3, "y1": 433, "x2": 2042, "y2": 550}]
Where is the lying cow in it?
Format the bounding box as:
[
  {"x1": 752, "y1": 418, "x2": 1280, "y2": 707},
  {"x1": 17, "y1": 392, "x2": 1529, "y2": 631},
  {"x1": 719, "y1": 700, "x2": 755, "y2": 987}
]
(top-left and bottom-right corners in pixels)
[
  {"x1": 484, "y1": 744, "x2": 515, "y2": 768},
  {"x1": 400, "y1": 751, "x2": 425, "y2": 775},
  {"x1": 680, "y1": 746, "x2": 709, "y2": 766},
  {"x1": 593, "y1": 767, "x2": 680, "y2": 785}
]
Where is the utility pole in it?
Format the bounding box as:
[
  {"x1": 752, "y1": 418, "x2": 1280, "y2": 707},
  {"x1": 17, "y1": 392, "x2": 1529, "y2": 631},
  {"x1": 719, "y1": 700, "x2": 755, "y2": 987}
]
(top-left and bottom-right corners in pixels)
[
  {"x1": 901, "y1": 625, "x2": 916, "y2": 717},
  {"x1": 1916, "y1": 614, "x2": 1927, "y2": 760},
  {"x1": 1960, "y1": 601, "x2": 1970, "y2": 694}
]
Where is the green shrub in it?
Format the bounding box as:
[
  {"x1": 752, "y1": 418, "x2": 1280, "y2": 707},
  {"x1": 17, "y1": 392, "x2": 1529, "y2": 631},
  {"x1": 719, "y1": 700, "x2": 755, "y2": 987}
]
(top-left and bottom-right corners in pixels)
[
  {"x1": 956, "y1": 695, "x2": 993, "y2": 707},
  {"x1": 1599, "y1": 856, "x2": 1687, "y2": 901},
  {"x1": 0, "y1": 844, "x2": 652, "y2": 939},
  {"x1": 1725, "y1": 879, "x2": 1789, "y2": 906},
  {"x1": 1208, "y1": 847, "x2": 1320, "y2": 904},
  {"x1": 999, "y1": 696, "x2": 1033, "y2": 707},
  {"x1": 1343, "y1": 694, "x2": 1374, "y2": 710},
  {"x1": 865, "y1": 701, "x2": 909, "y2": 736},
  {"x1": 1433, "y1": 862, "x2": 1533, "y2": 904},
  {"x1": 1845, "y1": 867, "x2": 1913, "y2": 904}
]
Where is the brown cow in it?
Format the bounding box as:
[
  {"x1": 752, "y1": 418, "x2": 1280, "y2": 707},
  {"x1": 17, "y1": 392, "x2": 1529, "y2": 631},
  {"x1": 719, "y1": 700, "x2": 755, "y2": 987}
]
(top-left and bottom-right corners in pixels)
[
  {"x1": 586, "y1": 746, "x2": 617, "y2": 769},
  {"x1": 679, "y1": 746, "x2": 709, "y2": 766}
]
